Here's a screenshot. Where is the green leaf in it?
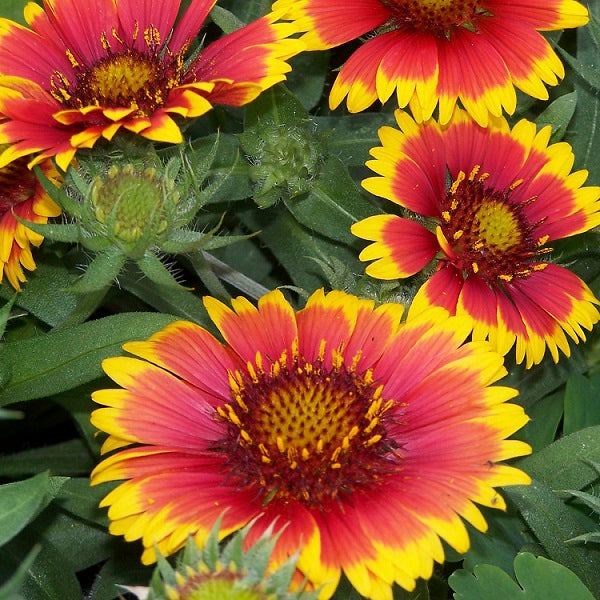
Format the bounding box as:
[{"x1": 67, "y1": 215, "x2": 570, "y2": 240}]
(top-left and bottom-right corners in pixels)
[
  {"x1": 30, "y1": 508, "x2": 114, "y2": 572},
  {"x1": 0, "y1": 408, "x2": 23, "y2": 420},
  {"x1": 286, "y1": 52, "x2": 331, "y2": 110},
  {"x1": 0, "y1": 545, "x2": 39, "y2": 600},
  {"x1": 535, "y1": 91, "x2": 577, "y2": 142},
  {"x1": 33, "y1": 166, "x2": 83, "y2": 218},
  {"x1": 86, "y1": 554, "x2": 154, "y2": 600},
  {"x1": 240, "y1": 205, "x2": 362, "y2": 292},
  {"x1": 137, "y1": 252, "x2": 189, "y2": 290},
  {"x1": 566, "y1": 3, "x2": 600, "y2": 185},
  {"x1": 564, "y1": 489, "x2": 600, "y2": 517},
  {"x1": 54, "y1": 478, "x2": 114, "y2": 528},
  {"x1": 516, "y1": 390, "x2": 563, "y2": 452},
  {"x1": 286, "y1": 156, "x2": 380, "y2": 244},
  {"x1": 563, "y1": 373, "x2": 600, "y2": 435},
  {"x1": 0, "y1": 260, "x2": 81, "y2": 327},
  {"x1": 505, "y1": 480, "x2": 600, "y2": 595},
  {"x1": 185, "y1": 251, "x2": 230, "y2": 301},
  {"x1": 515, "y1": 425, "x2": 600, "y2": 491},
  {"x1": 569, "y1": 532, "x2": 600, "y2": 544},
  {"x1": 52, "y1": 384, "x2": 104, "y2": 456},
  {"x1": 504, "y1": 350, "x2": 586, "y2": 417},
  {"x1": 0, "y1": 295, "x2": 17, "y2": 339},
  {"x1": 558, "y1": 47, "x2": 600, "y2": 91},
  {"x1": 117, "y1": 263, "x2": 210, "y2": 325},
  {"x1": 198, "y1": 251, "x2": 270, "y2": 300},
  {"x1": 0, "y1": 0, "x2": 29, "y2": 24},
  {"x1": 67, "y1": 248, "x2": 127, "y2": 293},
  {"x1": 12, "y1": 218, "x2": 81, "y2": 243},
  {"x1": 0, "y1": 473, "x2": 67, "y2": 547},
  {"x1": 0, "y1": 536, "x2": 82, "y2": 600},
  {"x1": 189, "y1": 134, "x2": 252, "y2": 205},
  {"x1": 244, "y1": 84, "x2": 309, "y2": 131},
  {"x1": 221, "y1": 0, "x2": 271, "y2": 24},
  {"x1": 209, "y1": 4, "x2": 244, "y2": 33},
  {"x1": 450, "y1": 553, "x2": 595, "y2": 599},
  {"x1": 464, "y1": 511, "x2": 533, "y2": 577},
  {"x1": 0, "y1": 439, "x2": 95, "y2": 478},
  {"x1": 316, "y1": 112, "x2": 397, "y2": 167},
  {"x1": 0, "y1": 312, "x2": 177, "y2": 406}
]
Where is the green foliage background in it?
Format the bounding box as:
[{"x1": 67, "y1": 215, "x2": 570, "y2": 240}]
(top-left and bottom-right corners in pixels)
[{"x1": 0, "y1": 1, "x2": 600, "y2": 599}]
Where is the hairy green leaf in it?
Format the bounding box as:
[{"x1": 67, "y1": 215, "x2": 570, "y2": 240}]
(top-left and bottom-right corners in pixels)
[
  {"x1": 0, "y1": 473, "x2": 67, "y2": 547},
  {"x1": 506, "y1": 481, "x2": 600, "y2": 595},
  {"x1": 0, "y1": 312, "x2": 177, "y2": 406},
  {"x1": 0, "y1": 440, "x2": 94, "y2": 478}
]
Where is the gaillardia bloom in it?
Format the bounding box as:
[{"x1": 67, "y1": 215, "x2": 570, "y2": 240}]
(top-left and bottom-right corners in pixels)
[
  {"x1": 91, "y1": 288, "x2": 531, "y2": 600},
  {"x1": 352, "y1": 109, "x2": 600, "y2": 369},
  {"x1": 0, "y1": 0, "x2": 300, "y2": 170},
  {"x1": 272, "y1": 0, "x2": 589, "y2": 125},
  {"x1": 0, "y1": 149, "x2": 60, "y2": 289}
]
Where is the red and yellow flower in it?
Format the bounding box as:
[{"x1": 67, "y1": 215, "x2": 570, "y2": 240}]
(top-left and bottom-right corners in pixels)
[
  {"x1": 91, "y1": 288, "x2": 530, "y2": 600},
  {"x1": 352, "y1": 109, "x2": 600, "y2": 369},
  {"x1": 0, "y1": 149, "x2": 60, "y2": 290},
  {"x1": 273, "y1": 0, "x2": 589, "y2": 125},
  {"x1": 0, "y1": 0, "x2": 300, "y2": 170}
]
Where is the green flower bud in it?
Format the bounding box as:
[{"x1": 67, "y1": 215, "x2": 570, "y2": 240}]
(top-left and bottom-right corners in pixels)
[
  {"x1": 91, "y1": 164, "x2": 178, "y2": 245},
  {"x1": 148, "y1": 519, "x2": 318, "y2": 600},
  {"x1": 241, "y1": 124, "x2": 323, "y2": 208},
  {"x1": 21, "y1": 139, "x2": 244, "y2": 292}
]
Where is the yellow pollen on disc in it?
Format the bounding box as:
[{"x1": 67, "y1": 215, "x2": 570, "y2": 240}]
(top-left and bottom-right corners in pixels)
[
  {"x1": 218, "y1": 352, "x2": 400, "y2": 506},
  {"x1": 54, "y1": 36, "x2": 186, "y2": 116},
  {"x1": 87, "y1": 55, "x2": 158, "y2": 106},
  {"x1": 439, "y1": 165, "x2": 549, "y2": 284},
  {"x1": 473, "y1": 200, "x2": 523, "y2": 252}
]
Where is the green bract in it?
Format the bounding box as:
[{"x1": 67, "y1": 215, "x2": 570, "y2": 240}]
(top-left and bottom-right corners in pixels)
[
  {"x1": 19, "y1": 140, "x2": 238, "y2": 292},
  {"x1": 147, "y1": 519, "x2": 319, "y2": 600}
]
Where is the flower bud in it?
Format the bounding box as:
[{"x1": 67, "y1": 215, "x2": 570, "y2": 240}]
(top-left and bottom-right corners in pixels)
[{"x1": 90, "y1": 164, "x2": 178, "y2": 246}]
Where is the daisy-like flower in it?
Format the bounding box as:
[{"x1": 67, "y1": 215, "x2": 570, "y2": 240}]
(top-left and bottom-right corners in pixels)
[
  {"x1": 0, "y1": 147, "x2": 60, "y2": 290},
  {"x1": 352, "y1": 109, "x2": 600, "y2": 369},
  {"x1": 272, "y1": 0, "x2": 589, "y2": 125},
  {"x1": 0, "y1": 0, "x2": 300, "y2": 171},
  {"x1": 91, "y1": 288, "x2": 531, "y2": 600}
]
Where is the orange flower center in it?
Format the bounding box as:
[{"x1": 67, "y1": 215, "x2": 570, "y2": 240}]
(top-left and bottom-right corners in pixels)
[
  {"x1": 50, "y1": 27, "x2": 186, "y2": 116},
  {"x1": 0, "y1": 154, "x2": 36, "y2": 215},
  {"x1": 438, "y1": 167, "x2": 551, "y2": 283},
  {"x1": 215, "y1": 347, "x2": 402, "y2": 508},
  {"x1": 381, "y1": 0, "x2": 488, "y2": 36}
]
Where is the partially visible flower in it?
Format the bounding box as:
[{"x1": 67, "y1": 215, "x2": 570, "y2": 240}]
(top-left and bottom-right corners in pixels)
[
  {"x1": 352, "y1": 109, "x2": 600, "y2": 368},
  {"x1": 272, "y1": 0, "x2": 589, "y2": 125},
  {"x1": 147, "y1": 518, "x2": 318, "y2": 600},
  {"x1": 91, "y1": 288, "x2": 530, "y2": 600},
  {"x1": 0, "y1": 0, "x2": 301, "y2": 170},
  {"x1": 0, "y1": 146, "x2": 60, "y2": 289}
]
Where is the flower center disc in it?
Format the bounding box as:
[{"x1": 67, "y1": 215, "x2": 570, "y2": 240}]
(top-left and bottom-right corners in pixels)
[
  {"x1": 440, "y1": 167, "x2": 547, "y2": 283},
  {"x1": 0, "y1": 154, "x2": 37, "y2": 214},
  {"x1": 473, "y1": 201, "x2": 523, "y2": 252},
  {"x1": 53, "y1": 46, "x2": 184, "y2": 116},
  {"x1": 383, "y1": 0, "x2": 485, "y2": 35},
  {"x1": 217, "y1": 351, "x2": 401, "y2": 508}
]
